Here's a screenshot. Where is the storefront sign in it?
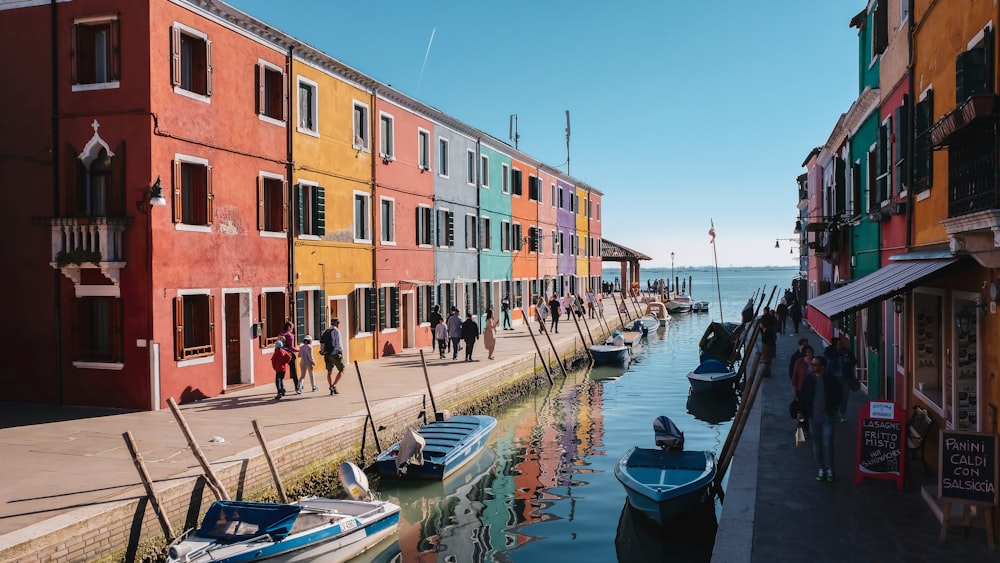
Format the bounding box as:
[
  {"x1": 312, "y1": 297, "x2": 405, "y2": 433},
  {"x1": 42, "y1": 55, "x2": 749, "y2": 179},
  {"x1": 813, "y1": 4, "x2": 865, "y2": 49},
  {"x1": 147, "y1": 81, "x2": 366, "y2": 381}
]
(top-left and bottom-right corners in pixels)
[
  {"x1": 939, "y1": 430, "x2": 998, "y2": 505},
  {"x1": 855, "y1": 401, "x2": 906, "y2": 490}
]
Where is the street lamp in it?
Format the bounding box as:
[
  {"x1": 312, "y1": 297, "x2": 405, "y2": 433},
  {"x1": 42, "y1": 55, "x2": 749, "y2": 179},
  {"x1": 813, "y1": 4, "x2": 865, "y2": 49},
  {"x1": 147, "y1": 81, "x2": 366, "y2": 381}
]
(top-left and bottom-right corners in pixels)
[{"x1": 670, "y1": 252, "x2": 675, "y2": 292}]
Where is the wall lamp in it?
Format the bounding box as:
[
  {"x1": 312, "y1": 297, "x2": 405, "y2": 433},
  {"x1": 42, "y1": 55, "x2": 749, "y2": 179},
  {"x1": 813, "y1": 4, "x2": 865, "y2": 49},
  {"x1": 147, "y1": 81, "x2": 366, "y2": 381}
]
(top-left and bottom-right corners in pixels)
[
  {"x1": 149, "y1": 176, "x2": 167, "y2": 207},
  {"x1": 793, "y1": 220, "x2": 802, "y2": 234},
  {"x1": 891, "y1": 295, "x2": 904, "y2": 315}
]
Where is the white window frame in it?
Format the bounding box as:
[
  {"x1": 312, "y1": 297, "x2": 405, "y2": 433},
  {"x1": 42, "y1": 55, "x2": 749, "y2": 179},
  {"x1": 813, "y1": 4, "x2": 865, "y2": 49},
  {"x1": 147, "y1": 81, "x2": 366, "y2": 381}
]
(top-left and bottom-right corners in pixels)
[
  {"x1": 353, "y1": 190, "x2": 371, "y2": 243},
  {"x1": 296, "y1": 75, "x2": 319, "y2": 137},
  {"x1": 258, "y1": 170, "x2": 286, "y2": 237},
  {"x1": 480, "y1": 215, "x2": 491, "y2": 251},
  {"x1": 379, "y1": 112, "x2": 395, "y2": 160},
  {"x1": 418, "y1": 128, "x2": 430, "y2": 171},
  {"x1": 481, "y1": 155, "x2": 490, "y2": 188},
  {"x1": 438, "y1": 137, "x2": 450, "y2": 178},
  {"x1": 353, "y1": 100, "x2": 370, "y2": 151},
  {"x1": 173, "y1": 152, "x2": 212, "y2": 233},
  {"x1": 501, "y1": 163, "x2": 510, "y2": 194},
  {"x1": 466, "y1": 213, "x2": 478, "y2": 250},
  {"x1": 467, "y1": 150, "x2": 476, "y2": 185},
  {"x1": 551, "y1": 184, "x2": 556, "y2": 207},
  {"x1": 171, "y1": 21, "x2": 211, "y2": 104},
  {"x1": 256, "y1": 58, "x2": 286, "y2": 127},
  {"x1": 416, "y1": 203, "x2": 433, "y2": 247},
  {"x1": 71, "y1": 15, "x2": 120, "y2": 92},
  {"x1": 380, "y1": 196, "x2": 396, "y2": 245},
  {"x1": 176, "y1": 288, "x2": 215, "y2": 367}
]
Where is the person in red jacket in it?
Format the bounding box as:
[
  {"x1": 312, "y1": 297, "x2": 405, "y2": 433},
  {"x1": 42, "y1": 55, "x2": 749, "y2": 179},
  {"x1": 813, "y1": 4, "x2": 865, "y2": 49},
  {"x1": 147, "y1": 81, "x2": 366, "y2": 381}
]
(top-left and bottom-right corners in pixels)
[{"x1": 271, "y1": 340, "x2": 292, "y2": 400}]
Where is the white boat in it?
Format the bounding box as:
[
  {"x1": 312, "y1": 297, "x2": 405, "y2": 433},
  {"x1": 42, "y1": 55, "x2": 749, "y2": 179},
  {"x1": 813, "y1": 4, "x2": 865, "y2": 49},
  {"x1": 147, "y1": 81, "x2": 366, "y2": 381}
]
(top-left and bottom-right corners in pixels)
[
  {"x1": 643, "y1": 301, "x2": 671, "y2": 327},
  {"x1": 666, "y1": 294, "x2": 693, "y2": 314},
  {"x1": 692, "y1": 301, "x2": 709, "y2": 313},
  {"x1": 167, "y1": 462, "x2": 400, "y2": 563},
  {"x1": 589, "y1": 343, "x2": 629, "y2": 364},
  {"x1": 686, "y1": 359, "x2": 739, "y2": 394}
]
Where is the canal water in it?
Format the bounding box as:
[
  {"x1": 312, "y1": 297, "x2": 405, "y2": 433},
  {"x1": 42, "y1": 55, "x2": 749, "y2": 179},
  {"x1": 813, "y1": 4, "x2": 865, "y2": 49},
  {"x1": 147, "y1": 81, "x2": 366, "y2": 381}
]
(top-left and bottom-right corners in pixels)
[{"x1": 374, "y1": 267, "x2": 797, "y2": 562}]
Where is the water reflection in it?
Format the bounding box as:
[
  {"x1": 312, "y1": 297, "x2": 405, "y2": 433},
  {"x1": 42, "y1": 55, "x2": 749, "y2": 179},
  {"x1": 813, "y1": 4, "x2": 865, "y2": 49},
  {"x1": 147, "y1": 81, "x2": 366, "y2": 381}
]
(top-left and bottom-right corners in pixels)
[
  {"x1": 587, "y1": 363, "x2": 630, "y2": 382},
  {"x1": 686, "y1": 390, "x2": 738, "y2": 425},
  {"x1": 615, "y1": 498, "x2": 718, "y2": 562}
]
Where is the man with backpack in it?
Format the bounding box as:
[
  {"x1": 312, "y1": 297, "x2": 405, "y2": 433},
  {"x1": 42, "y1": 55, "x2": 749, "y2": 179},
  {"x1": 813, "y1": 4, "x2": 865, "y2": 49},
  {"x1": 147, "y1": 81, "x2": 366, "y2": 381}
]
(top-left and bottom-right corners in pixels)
[{"x1": 319, "y1": 318, "x2": 344, "y2": 395}]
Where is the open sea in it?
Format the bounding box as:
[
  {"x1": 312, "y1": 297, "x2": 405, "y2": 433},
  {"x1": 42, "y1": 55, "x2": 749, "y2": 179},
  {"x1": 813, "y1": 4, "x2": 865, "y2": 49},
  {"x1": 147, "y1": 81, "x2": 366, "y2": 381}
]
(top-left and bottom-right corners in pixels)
[{"x1": 370, "y1": 267, "x2": 799, "y2": 562}]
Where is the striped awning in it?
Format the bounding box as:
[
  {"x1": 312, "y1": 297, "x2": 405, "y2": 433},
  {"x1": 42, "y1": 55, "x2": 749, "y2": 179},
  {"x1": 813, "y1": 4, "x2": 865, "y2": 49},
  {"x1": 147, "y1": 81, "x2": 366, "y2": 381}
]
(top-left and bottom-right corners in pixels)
[{"x1": 808, "y1": 258, "x2": 958, "y2": 320}]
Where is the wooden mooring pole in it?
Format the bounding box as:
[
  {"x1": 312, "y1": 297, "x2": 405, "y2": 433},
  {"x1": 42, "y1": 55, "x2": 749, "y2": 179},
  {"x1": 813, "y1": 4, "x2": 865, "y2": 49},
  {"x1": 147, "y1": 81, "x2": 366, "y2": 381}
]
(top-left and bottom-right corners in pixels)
[
  {"x1": 251, "y1": 420, "x2": 288, "y2": 504},
  {"x1": 166, "y1": 397, "x2": 229, "y2": 501},
  {"x1": 523, "y1": 310, "x2": 553, "y2": 384},
  {"x1": 122, "y1": 431, "x2": 175, "y2": 542}
]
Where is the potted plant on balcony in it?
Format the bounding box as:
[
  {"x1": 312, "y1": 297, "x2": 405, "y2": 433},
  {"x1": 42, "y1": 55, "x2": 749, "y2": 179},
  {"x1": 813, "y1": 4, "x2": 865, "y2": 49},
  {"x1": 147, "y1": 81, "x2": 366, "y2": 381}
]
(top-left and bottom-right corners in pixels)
[{"x1": 55, "y1": 248, "x2": 102, "y2": 267}]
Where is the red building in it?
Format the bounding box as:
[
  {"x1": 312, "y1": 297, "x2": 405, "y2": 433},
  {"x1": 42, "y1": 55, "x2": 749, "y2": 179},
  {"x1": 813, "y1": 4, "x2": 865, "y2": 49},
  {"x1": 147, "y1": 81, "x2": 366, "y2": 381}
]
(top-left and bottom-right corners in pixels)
[{"x1": 1, "y1": 0, "x2": 291, "y2": 409}]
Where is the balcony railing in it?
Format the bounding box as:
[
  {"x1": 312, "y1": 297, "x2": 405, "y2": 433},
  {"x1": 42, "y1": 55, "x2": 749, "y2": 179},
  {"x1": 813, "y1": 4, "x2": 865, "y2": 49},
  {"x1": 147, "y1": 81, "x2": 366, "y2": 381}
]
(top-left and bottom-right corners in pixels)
[
  {"x1": 49, "y1": 217, "x2": 128, "y2": 284},
  {"x1": 947, "y1": 121, "x2": 998, "y2": 218}
]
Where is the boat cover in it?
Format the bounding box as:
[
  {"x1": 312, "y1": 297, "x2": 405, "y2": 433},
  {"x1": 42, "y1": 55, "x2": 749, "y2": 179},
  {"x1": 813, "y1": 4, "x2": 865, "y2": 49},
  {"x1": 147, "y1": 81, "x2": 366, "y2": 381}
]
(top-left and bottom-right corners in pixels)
[
  {"x1": 197, "y1": 500, "x2": 300, "y2": 542},
  {"x1": 610, "y1": 331, "x2": 625, "y2": 346},
  {"x1": 396, "y1": 427, "x2": 426, "y2": 472},
  {"x1": 698, "y1": 322, "x2": 742, "y2": 365},
  {"x1": 653, "y1": 416, "x2": 685, "y2": 451}
]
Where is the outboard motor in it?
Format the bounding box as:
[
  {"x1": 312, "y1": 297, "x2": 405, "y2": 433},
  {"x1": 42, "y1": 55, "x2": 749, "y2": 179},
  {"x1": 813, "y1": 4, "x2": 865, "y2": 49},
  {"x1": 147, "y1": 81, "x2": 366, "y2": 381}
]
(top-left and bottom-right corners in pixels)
[
  {"x1": 653, "y1": 416, "x2": 685, "y2": 451},
  {"x1": 338, "y1": 461, "x2": 374, "y2": 501}
]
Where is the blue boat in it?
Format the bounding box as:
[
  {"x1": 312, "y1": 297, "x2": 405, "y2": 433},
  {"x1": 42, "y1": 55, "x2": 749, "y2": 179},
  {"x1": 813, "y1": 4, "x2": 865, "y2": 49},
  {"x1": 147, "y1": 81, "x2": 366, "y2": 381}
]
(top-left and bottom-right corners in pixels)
[
  {"x1": 686, "y1": 359, "x2": 739, "y2": 394},
  {"x1": 166, "y1": 463, "x2": 400, "y2": 563},
  {"x1": 374, "y1": 415, "x2": 497, "y2": 480},
  {"x1": 589, "y1": 343, "x2": 629, "y2": 364},
  {"x1": 614, "y1": 417, "x2": 717, "y2": 526}
]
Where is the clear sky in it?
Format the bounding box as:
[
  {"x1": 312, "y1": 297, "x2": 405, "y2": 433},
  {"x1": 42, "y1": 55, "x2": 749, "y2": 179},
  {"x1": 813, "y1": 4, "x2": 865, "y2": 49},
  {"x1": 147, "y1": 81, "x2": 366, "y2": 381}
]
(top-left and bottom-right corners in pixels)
[{"x1": 225, "y1": 0, "x2": 861, "y2": 268}]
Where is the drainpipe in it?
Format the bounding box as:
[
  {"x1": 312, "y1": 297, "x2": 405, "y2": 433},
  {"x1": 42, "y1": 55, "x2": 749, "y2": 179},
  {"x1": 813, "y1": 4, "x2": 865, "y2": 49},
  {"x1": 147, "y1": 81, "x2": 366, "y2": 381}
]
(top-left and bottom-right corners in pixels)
[
  {"x1": 476, "y1": 138, "x2": 482, "y2": 321},
  {"x1": 286, "y1": 45, "x2": 295, "y2": 333},
  {"x1": 904, "y1": 0, "x2": 915, "y2": 251},
  {"x1": 370, "y1": 87, "x2": 379, "y2": 357},
  {"x1": 51, "y1": 0, "x2": 63, "y2": 406}
]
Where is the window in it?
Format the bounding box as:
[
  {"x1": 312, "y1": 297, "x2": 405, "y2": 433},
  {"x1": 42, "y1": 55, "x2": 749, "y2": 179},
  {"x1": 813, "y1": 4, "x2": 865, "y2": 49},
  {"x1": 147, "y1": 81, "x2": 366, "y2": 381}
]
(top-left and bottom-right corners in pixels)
[
  {"x1": 501, "y1": 220, "x2": 511, "y2": 252},
  {"x1": 294, "y1": 289, "x2": 326, "y2": 344},
  {"x1": 258, "y1": 174, "x2": 287, "y2": 233},
  {"x1": 467, "y1": 150, "x2": 476, "y2": 184},
  {"x1": 512, "y1": 168, "x2": 522, "y2": 196},
  {"x1": 76, "y1": 296, "x2": 122, "y2": 362},
  {"x1": 72, "y1": 143, "x2": 126, "y2": 217},
  {"x1": 480, "y1": 216, "x2": 491, "y2": 250},
  {"x1": 437, "y1": 283, "x2": 454, "y2": 311},
  {"x1": 481, "y1": 155, "x2": 490, "y2": 188},
  {"x1": 354, "y1": 192, "x2": 371, "y2": 242},
  {"x1": 172, "y1": 157, "x2": 213, "y2": 226},
  {"x1": 872, "y1": 2, "x2": 888, "y2": 57},
  {"x1": 71, "y1": 18, "x2": 120, "y2": 88},
  {"x1": 378, "y1": 286, "x2": 400, "y2": 330},
  {"x1": 900, "y1": 0, "x2": 909, "y2": 24},
  {"x1": 558, "y1": 187, "x2": 564, "y2": 209},
  {"x1": 466, "y1": 214, "x2": 478, "y2": 249},
  {"x1": 527, "y1": 175, "x2": 539, "y2": 200},
  {"x1": 913, "y1": 90, "x2": 934, "y2": 192},
  {"x1": 512, "y1": 223, "x2": 522, "y2": 252},
  {"x1": 417, "y1": 285, "x2": 433, "y2": 324},
  {"x1": 352, "y1": 287, "x2": 377, "y2": 334},
  {"x1": 551, "y1": 184, "x2": 557, "y2": 207},
  {"x1": 552, "y1": 230, "x2": 558, "y2": 254},
  {"x1": 418, "y1": 129, "x2": 430, "y2": 170},
  {"x1": 175, "y1": 293, "x2": 215, "y2": 359},
  {"x1": 568, "y1": 192, "x2": 575, "y2": 213},
  {"x1": 258, "y1": 291, "x2": 285, "y2": 347},
  {"x1": 501, "y1": 163, "x2": 510, "y2": 194},
  {"x1": 379, "y1": 113, "x2": 394, "y2": 159},
  {"x1": 257, "y1": 60, "x2": 286, "y2": 123},
  {"x1": 438, "y1": 138, "x2": 449, "y2": 177},
  {"x1": 437, "y1": 209, "x2": 454, "y2": 247},
  {"x1": 296, "y1": 183, "x2": 325, "y2": 236},
  {"x1": 875, "y1": 116, "x2": 891, "y2": 204},
  {"x1": 353, "y1": 102, "x2": 370, "y2": 149},
  {"x1": 596, "y1": 202, "x2": 601, "y2": 220},
  {"x1": 297, "y1": 77, "x2": 318, "y2": 134},
  {"x1": 416, "y1": 205, "x2": 433, "y2": 246},
  {"x1": 894, "y1": 99, "x2": 908, "y2": 194},
  {"x1": 528, "y1": 226, "x2": 539, "y2": 253},
  {"x1": 171, "y1": 23, "x2": 212, "y2": 97},
  {"x1": 380, "y1": 197, "x2": 395, "y2": 244}
]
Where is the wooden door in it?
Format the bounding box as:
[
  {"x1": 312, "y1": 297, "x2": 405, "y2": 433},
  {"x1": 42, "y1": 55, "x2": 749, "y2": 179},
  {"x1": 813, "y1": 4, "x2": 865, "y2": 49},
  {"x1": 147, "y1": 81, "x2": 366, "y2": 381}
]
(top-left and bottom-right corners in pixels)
[{"x1": 225, "y1": 294, "x2": 242, "y2": 385}]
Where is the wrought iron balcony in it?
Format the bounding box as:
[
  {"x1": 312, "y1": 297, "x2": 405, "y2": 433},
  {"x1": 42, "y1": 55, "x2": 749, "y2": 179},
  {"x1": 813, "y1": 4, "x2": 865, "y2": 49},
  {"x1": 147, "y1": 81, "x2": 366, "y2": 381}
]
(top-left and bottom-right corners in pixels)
[{"x1": 49, "y1": 217, "x2": 129, "y2": 285}]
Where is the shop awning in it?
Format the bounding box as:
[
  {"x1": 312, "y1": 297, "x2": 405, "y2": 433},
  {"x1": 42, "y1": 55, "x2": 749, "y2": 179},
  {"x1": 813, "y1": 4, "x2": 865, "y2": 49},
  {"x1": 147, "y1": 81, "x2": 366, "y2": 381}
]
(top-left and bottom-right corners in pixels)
[{"x1": 808, "y1": 259, "x2": 958, "y2": 320}]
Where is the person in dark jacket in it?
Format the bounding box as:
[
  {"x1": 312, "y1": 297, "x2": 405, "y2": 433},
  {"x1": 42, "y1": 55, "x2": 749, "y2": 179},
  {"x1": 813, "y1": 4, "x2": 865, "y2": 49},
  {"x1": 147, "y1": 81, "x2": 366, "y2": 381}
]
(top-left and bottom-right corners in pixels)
[
  {"x1": 788, "y1": 300, "x2": 803, "y2": 334},
  {"x1": 775, "y1": 299, "x2": 789, "y2": 334},
  {"x1": 460, "y1": 313, "x2": 479, "y2": 361},
  {"x1": 788, "y1": 338, "x2": 810, "y2": 380},
  {"x1": 798, "y1": 355, "x2": 843, "y2": 482}
]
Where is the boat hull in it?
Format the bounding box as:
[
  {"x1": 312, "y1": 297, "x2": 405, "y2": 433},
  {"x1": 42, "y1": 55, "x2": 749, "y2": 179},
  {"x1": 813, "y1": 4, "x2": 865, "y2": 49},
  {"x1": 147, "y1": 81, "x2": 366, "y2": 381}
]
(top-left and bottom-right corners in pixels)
[
  {"x1": 374, "y1": 415, "x2": 497, "y2": 480},
  {"x1": 686, "y1": 360, "x2": 739, "y2": 394},
  {"x1": 589, "y1": 344, "x2": 629, "y2": 364},
  {"x1": 614, "y1": 447, "x2": 716, "y2": 526}
]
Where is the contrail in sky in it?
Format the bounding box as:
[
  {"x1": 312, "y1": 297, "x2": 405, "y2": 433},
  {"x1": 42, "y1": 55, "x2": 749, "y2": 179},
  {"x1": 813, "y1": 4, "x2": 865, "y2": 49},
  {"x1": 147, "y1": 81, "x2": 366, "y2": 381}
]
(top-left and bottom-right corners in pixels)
[{"x1": 417, "y1": 28, "x2": 436, "y2": 93}]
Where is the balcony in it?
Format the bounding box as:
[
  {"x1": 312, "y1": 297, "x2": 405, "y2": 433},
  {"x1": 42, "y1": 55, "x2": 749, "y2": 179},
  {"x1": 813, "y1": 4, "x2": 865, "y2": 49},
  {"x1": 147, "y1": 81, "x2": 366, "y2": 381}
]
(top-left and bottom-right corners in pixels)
[{"x1": 49, "y1": 217, "x2": 128, "y2": 285}]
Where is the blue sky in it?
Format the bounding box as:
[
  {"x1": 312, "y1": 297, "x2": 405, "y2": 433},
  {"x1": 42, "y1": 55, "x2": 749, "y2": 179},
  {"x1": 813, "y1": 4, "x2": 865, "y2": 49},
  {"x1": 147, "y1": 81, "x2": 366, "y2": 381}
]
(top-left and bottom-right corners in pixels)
[{"x1": 226, "y1": 0, "x2": 861, "y2": 268}]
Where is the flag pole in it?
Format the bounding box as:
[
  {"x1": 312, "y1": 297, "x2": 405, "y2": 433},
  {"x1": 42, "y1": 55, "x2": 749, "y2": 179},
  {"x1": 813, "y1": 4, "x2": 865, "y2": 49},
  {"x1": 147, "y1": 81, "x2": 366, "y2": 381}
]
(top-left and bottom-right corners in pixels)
[{"x1": 710, "y1": 219, "x2": 724, "y2": 323}]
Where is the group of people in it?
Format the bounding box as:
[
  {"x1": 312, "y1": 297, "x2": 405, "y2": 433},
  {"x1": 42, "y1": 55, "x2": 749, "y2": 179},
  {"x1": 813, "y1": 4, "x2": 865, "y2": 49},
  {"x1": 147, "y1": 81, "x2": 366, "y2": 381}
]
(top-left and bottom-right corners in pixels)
[
  {"x1": 773, "y1": 296, "x2": 804, "y2": 335},
  {"x1": 534, "y1": 292, "x2": 599, "y2": 333},
  {"x1": 788, "y1": 333, "x2": 858, "y2": 482},
  {"x1": 428, "y1": 305, "x2": 496, "y2": 362},
  {"x1": 270, "y1": 318, "x2": 345, "y2": 400}
]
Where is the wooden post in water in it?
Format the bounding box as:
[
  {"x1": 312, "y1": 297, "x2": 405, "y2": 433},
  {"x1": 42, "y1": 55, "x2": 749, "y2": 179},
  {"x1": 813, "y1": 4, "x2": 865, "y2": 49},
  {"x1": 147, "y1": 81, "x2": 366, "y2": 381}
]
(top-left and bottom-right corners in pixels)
[
  {"x1": 571, "y1": 310, "x2": 592, "y2": 360},
  {"x1": 354, "y1": 360, "x2": 383, "y2": 452},
  {"x1": 419, "y1": 350, "x2": 442, "y2": 420},
  {"x1": 714, "y1": 350, "x2": 764, "y2": 497},
  {"x1": 122, "y1": 431, "x2": 176, "y2": 542},
  {"x1": 166, "y1": 397, "x2": 229, "y2": 501},
  {"x1": 251, "y1": 419, "x2": 288, "y2": 504},
  {"x1": 580, "y1": 309, "x2": 596, "y2": 345},
  {"x1": 523, "y1": 309, "x2": 553, "y2": 384},
  {"x1": 541, "y1": 319, "x2": 569, "y2": 376}
]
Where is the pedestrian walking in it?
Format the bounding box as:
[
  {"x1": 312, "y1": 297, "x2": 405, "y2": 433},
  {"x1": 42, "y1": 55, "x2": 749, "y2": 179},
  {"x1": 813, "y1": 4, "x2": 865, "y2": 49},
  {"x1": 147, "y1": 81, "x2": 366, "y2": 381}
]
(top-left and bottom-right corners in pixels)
[
  {"x1": 798, "y1": 355, "x2": 842, "y2": 482},
  {"x1": 501, "y1": 294, "x2": 513, "y2": 330},
  {"x1": 776, "y1": 299, "x2": 789, "y2": 334},
  {"x1": 319, "y1": 317, "x2": 344, "y2": 395},
  {"x1": 757, "y1": 307, "x2": 777, "y2": 377},
  {"x1": 586, "y1": 290, "x2": 597, "y2": 318},
  {"x1": 428, "y1": 304, "x2": 444, "y2": 349},
  {"x1": 299, "y1": 335, "x2": 318, "y2": 392},
  {"x1": 791, "y1": 346, "x2": 813, "y2": 397},
  {"x1": 549, "y1": 295, "x2": 562, "y2": 333},
  {"x1": 270, "y1": 340, "x2": 291, "y2": 400},
  {"x1": 789, "y1": 300, "x2": 803, "y2": 334},
  {"x1": 536, "y1": 298, "x2": 549, "y2": 332},
  {"x1": 447, "y1": 307, "x2": 463, "y2": 359},
  {"x1": 833, "y1": 334, "x2": 857, "y2": 422},
  {"x1": 434, "y1": 317, "x2": 448, "y2": 358},
  {"x1": 483, "y1": 309, "x2": 498, "y2": 359},
  {"x1": 279, "y1": 322, "x2": 301, "y2": 393},
  {"x1": 788, "y1": 338, "x2": 810, "y2": 379},
  {"x1": 461, "y1": 313, "x2": 479, "y2": 361}
]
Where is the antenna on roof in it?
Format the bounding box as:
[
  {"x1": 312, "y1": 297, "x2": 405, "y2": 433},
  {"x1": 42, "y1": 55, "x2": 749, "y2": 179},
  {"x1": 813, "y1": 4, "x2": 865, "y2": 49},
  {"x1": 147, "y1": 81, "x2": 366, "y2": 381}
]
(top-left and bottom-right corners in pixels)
[
  {"x1": 509, "y1": 114, "x2": 520, "y2": 150},
  {"x1": 565, "y1": 110, "x2": 571, "y2": 175}
]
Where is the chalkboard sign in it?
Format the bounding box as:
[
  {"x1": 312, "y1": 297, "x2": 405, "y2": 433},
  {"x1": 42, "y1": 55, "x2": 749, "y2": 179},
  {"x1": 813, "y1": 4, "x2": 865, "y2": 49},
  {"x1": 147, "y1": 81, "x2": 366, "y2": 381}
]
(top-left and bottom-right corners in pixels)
[
  {"x1": 854, "y1": 401, "x2": 906, "y2": 490},
  {"x1": 939, "y1": 430, "x2": 999, "y2": 505}
]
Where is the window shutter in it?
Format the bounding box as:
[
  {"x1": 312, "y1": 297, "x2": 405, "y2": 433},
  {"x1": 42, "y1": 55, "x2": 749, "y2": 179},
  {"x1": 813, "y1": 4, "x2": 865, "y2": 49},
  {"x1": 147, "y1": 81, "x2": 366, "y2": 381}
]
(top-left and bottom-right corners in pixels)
[
  {"x1": 315, "y1": 290, "x2": 326, "y2": 335},
  {"x1": 446, "y1": 211, "x2": 454, "y2": 246},
  {"x1": 111, "y1": 297, "x2": 124, "y2": 362},
  {"x1": 378, "y1": 287, "x2": 387, "y2": 330},
  {"x1": 257, "y1": 176, "x2": 265, "y2": 231},
  {"x1": 69, "y1": 24, "x2": 78, "y2": 84},
  {"x1": 835, "y1": 157, "x2": 846, "y2": 215},
  {"x1": 174, "y1": 296, "x2": 185, "y2": 360},
  {"x1": 255, "y1": 64, "x2": 263, "y2": 115},
  {"x1": 314, "y1": 186, "x2": 325, "y2": 236},
  {"x1": 205, "y1": 40, "x2": 213, "y2": 96},
  {"x1": 417, "y1": 286, "x2": 425, "y2": 324},
  {"x1": 873, "y1": 3, "x2": 888, "y2": 55},
  {"x1": 109, "y1": 142, "x2": 126, "y2": 217},
  {"x1": 258, "y1": 293, "x2": 267, "y2": 347},
  {"x1": 170, "y1": 27, "x2": 181, "y2": 87},
  {"x1": 281, "y1": 68, "x2": 289, "y2": 122},
  {"x1": 295, "y1": 291, "x2": 306, "y2": 343},
  {"x1": 206, "y1": 165, "x2": 214, "y2": 224},
  {"x1": 172, "y1": 160, "x2": 183, "y2": 223},
  {"x1": 281, "y1": 179, "x2": 288, "y2": 232},
  {"x1": 109, "y1": 19, "x2": 121, "y2": 81},
  {"x1": 297, "y1": 184, "x2": 306, "y2": 235},
  {"x1": 207, "y1": 295, "x2": 216, "y2": 354},
  {"x1": 366, "y1": 287, "x2": 377, "y2": 332},
  {"x1": 415, "y1": 207, "x2": 423, "y2": 245}
]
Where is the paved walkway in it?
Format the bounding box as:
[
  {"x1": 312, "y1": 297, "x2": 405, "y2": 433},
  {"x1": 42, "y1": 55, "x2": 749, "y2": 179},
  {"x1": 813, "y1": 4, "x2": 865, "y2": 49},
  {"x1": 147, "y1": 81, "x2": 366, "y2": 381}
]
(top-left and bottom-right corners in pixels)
[{"x1": 714, "y1": 327, "x2": 996, "y2": 561}]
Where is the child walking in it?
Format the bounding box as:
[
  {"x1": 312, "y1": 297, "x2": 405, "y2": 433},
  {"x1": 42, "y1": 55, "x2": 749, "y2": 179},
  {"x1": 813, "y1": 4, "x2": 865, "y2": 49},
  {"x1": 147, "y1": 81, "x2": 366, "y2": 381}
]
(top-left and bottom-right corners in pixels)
[
  {"x1": 271, "y1": 340, "x2": 292, "y2": 400},
  {"x1": 434, "y1": 318, "x2": 448, "y2": 359},
  {"x1": 299, "y1": 335, "x2": 318, "y2": 391}
]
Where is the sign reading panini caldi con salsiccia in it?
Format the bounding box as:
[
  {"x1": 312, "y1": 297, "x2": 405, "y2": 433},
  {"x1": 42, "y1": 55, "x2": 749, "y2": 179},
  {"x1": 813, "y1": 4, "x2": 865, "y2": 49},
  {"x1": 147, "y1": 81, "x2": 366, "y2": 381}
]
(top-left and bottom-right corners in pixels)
[{"x1": 939, "y1": 430, "x2": 998, "y2": 505}]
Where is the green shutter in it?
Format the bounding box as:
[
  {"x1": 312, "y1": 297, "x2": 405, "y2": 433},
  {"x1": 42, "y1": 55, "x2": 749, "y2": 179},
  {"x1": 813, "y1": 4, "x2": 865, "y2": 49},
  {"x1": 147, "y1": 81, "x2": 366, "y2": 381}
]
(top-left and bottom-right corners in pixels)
[
  {"x1": 392, "y1": 287, "x2": 400, "y2": 329},
  {"x1": 314, "y1": 186, "x2": 325, "y2": 236},
  {"x1": 295, "y1": 291, "x2": 306, "y2": 343},
  {"x1": 314, "y1": 290, "x2": 326, "y2": 336},
  {"x1": 366, "y1": 288, "x2": 377, "y2": 333},
  {"x1": 417, "y1": 286, "x2": 425, "y2": 323},
  {"x1": 297, "y1": 184, "x2": 306, "y2": 235}
]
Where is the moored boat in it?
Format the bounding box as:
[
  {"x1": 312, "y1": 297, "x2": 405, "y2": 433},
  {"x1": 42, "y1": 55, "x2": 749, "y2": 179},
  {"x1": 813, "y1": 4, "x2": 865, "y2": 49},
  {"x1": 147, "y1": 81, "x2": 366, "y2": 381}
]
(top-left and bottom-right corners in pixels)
[
  {"x1": 686, "y1": 359, "x2": 739, "y2": 394},
  {"x1": 698, "y1": 321, "x2": 743, "y2": 365},
  {"x1": 589, "y1": 343, "x2": 629, "y2": 365},
  {"x1": 666, "y1": 294, "x2": 693, "y2": 314},
  {"x1": 643, "y1": 301, "x2": 671, "y2": 327},
  {"x1": 692, "y1": 301, "x2": 709, "y2": 313},
  {"x1": 374, "y1": 415, "x2": 497, "y2": 480},
  {"x1": 166, "y1": 462, "x2": 400, "y2": 563},
  {"x1": 614, "y1": 416, "x2": 717, "y2": 526}
]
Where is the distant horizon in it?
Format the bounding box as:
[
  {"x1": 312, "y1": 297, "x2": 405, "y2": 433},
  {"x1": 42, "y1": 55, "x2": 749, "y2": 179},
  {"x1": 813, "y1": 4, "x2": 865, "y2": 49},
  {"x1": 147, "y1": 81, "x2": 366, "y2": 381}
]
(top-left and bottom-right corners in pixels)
[{"x1": 602, "y1": 264, "x2": 799, "y2": 271}]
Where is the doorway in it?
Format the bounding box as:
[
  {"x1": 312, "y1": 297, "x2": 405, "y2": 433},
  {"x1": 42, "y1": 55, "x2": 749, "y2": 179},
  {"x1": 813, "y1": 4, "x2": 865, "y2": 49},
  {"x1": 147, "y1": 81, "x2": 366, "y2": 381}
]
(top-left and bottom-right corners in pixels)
[{"x1": 223, "y1": 291, "x2": 251, "y2": 386}]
